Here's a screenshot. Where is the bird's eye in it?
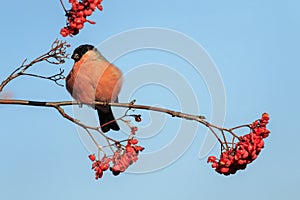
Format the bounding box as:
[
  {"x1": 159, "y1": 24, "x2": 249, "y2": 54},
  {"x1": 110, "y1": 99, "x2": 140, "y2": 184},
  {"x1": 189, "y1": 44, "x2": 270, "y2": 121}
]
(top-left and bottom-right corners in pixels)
[{"x1": 74, "y1": 53, "x2": 80, "y2": 60}]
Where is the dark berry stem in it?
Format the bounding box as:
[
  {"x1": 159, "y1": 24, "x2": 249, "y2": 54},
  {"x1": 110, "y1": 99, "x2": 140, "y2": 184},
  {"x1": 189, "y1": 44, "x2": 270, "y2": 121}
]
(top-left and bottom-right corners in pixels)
[{"x1": 59, "y1": 0, "x2": 68, "y2": 13}]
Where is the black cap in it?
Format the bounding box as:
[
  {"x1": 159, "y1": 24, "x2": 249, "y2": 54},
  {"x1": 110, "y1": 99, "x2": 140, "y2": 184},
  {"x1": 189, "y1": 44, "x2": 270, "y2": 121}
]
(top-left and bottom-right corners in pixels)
[{"x1": 71, "y1": 44, "x2": 94, "y2": 62}]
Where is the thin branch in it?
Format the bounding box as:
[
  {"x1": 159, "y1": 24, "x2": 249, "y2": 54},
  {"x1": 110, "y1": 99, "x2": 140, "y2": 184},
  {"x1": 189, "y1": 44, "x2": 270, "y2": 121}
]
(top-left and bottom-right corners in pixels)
[
  {"x1": 229, "y1": 124, "x2": 251, "y2": 131},
  {"x1": 0, "y1": 40, "x2": 69, "y2": 92},
  {"x1": 0, "y1": 98, "x2": 211, "y2": 155},
  {"x1": 207, "y1": 126, "x2": 225, "y2": 150},
  {"x1": 20, "y1": 68, "x2": 65, "y2": 87},
  {"x1": 59, "y1": 0, "x2": 68, "y2": 13},
  {"x1": 221, "y1": 130, "x2": 229, "y2": 150},
  {"x1": 0, "y1": 98, "x2": 242, "y2": 141},
  {"x1": 0, "y1": 99, "x2": 206, "y2": 123}
]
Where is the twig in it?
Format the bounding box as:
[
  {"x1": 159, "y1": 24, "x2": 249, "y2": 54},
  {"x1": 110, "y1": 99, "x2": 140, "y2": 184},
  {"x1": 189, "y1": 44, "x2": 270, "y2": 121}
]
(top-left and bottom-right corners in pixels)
[
  {"x1": 59, "y1": 0, "x2": 68, "y2": 13},
  {"x1": 0, "y1": 40, "x2": 69, "y2": 92},
  {"x1": 0, "y1": 99, "x2": 246, "y2": 145},
  {"x1": 20, "y1": 68, "x2": 65, "y2": 87},
  {"x1": 0, "y1": 99, "x2": 206, "y2": 124}
]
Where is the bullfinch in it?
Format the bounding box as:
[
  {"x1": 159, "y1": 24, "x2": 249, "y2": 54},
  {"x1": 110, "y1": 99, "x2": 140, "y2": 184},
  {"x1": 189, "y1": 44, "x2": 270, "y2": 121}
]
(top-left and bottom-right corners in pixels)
[{"x1": 66, "y1": 44, "x2": 122, "y2": 132}]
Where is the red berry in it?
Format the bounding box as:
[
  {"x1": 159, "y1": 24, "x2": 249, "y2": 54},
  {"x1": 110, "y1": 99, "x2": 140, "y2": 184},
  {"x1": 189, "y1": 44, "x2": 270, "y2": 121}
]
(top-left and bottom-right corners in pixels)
[
  {"x1": 97, "y1": 5, "x2": 103, "y2": 11},
  {"x1": 126, "y1": 145, "x2": 134, "y2": 152},
  {"x1": 77, "y1": 11, "x2": 84, "y2": 17},
  {"x1": 211, "y1": 162, "x2": 218, "y2": 168},
  {"x1": 219, "y1": 167, "x2": 229, "y2": 173},
  {"x1": 128, "y1": 138, "x2": 138, "y2": 145},
  {"x1": 69, "y1": 21, "x2": 77, "y2": 29},
  {"x1": 242, "y1": 151, "x2": 249, "y2": 159},
  {"x1": 84, "y1": 9, "x2": 93, "y2": 16},
  {"x1": 257, "y1": 140, "x2": 264, "y2": 148},
  {"x1": 75, "y1": 18, "x2": 83, "y2": 24},
  {"x1": 237, "y1": 159, "x2": 246, "y2": 165},
  {"x1": 251, "y1": 154, "x2": 258, "y2": 160},
  {"x1": 78, "y1": 4, "x2": 84, "y2": 10},
  {"x1": 219, "y1": 159, "x2": 226, "y2": 166},
  {"x1": 207, "y1": 156, "x2": 217, "y2": 163},
  {"x1": 135, "y1": 146, "x2": 145, "y2": 152},
  {"x1": 88, "y1": 154, "x2": 96, "y2": 161},
  {"x1": 100, "y1": 163, "x2": 109, "y2": 171},
  {"x1": 90, "y1": 3, "x2": 96, "y2": 10},
  {"x1": 72, "y1": 3, "x2": 78, "y2": 10},
  {"x1": 247, "y1": 145, "x2": 254, "y2": 152},
  {"x1": 60, "y1": 27, "x2": 69, "y2": 37},
  {"x1": 234, "y1": 154, "x2": 241, "y2": 160},
  {"x1": 76, "y1": 23, "x2": 84, "y2": 29},
  {"x1": 262, "y1": 113, "x2": 269, "y2": 121},
  {"x1": 95, "y1": 169, "x2": 103, "y2": 179}
]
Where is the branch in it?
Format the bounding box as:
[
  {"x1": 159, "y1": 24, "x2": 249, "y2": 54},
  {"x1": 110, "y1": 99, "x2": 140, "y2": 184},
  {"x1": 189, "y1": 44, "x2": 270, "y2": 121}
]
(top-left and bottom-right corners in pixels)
[
  {"x1": 0, "y1": 98, "x2": 245, "y2": 143},
  {"x1": 0, "y1": 98, "x2": 270, "y2": 177},
  {"x1": 0, "y1": 98, "x2": 219, "y2": 155},
  {"x1": 0, "y1": 39, "x2": 70, "y2": 92},
  {"x1": 59, "y1": 0, "x2": 67, "y2": 13},
  {"x1": 0, "y1": 98, "x2": 207, "y2": 124},
  {"x1": 21, "y1": 68, "x2": 66, "y2": 87}
]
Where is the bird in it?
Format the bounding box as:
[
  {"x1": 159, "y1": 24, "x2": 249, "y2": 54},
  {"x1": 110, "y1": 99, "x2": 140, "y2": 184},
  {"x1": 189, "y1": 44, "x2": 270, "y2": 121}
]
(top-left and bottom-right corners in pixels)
[{"x1": 66, "y1": 44, "x2": 122, "y2": 132}]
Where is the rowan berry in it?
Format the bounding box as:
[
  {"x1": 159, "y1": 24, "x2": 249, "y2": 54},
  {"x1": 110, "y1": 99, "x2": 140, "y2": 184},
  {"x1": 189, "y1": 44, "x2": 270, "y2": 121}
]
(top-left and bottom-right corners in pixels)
[
  {"x1": 126, "y1": 145, "x2": 135, "y2": 152},
  {"x1": 128, "y1": 138, "x2": 139, "y2": 145},
  {"x1": 100, "y1": 163, "x2": 109, "y2": 171},
  {"x1": 134, "y1": 146, "x2": 145, "y2": 152},
  {"x1": 207, "y1": 113, "x2": 270, "y2": 176},
  {"x1": 60, "y1": 27, "x2": 69, "y2": 37},
  {"x1": 60, "y1": 0, "x2": 104, "y2": 37},
  {"x1": 207, "y1": 156, "x2": 217, "y2": 163},
  {"x1": 88, "y1": 154, "x2": 96, "y2": 161}
]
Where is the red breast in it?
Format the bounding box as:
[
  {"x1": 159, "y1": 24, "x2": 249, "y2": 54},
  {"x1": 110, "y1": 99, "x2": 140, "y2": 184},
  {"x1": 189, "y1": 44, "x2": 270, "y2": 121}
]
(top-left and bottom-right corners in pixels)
[{"x1": 66, "y1": 50, "x2": 122, "y2": 104}]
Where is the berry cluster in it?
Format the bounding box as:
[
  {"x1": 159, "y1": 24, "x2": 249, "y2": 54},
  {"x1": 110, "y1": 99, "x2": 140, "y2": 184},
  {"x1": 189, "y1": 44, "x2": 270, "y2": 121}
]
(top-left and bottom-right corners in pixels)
[
  {"x1": 110, "y1": 139, "x2": 145, "y2": 176},
  {"x1": 207, "y1": 113, "x2": 270, "y2": 175},
  {"x1": 88, "y1": 138, "x2": 144, "y2": 180},
  {"x1": 60, "y1": 0, "x2": 103, "y2": 37},
  {"x1": 89, "y1": 154, "x2": 111, "y2": 179}
]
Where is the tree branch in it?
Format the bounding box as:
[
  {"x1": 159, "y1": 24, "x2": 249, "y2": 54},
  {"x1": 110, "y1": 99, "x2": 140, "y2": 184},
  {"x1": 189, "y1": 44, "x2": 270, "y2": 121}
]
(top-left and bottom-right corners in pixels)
[
  {"x1": 0, "y1": 98, "x2": 206, "y2": 123},
  {"x1": 0, "y1": 39, "x2": 69, "y2": 92},
  {"x1": 0, "y1": 98, "x2": 247, "y2": 142},
  {"x1": 20, "y1": 68, "x2": 65, "y2": 87}
]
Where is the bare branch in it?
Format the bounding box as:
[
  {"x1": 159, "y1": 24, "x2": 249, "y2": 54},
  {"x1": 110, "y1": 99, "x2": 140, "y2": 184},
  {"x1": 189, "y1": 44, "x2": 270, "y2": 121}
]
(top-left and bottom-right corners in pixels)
[
  {"x1": 0, "y1": 40, "x2": 69, "y2": 92},
  {"x1": 0, "y1": 99, "x2": 206, "y2": 123},
  {"x1": 59, "y1": 0, "x2": 67, "y2": 13},
  {"x1": 21, "y1": 68, "x2": 65, "y2": 87},
  {"x1": 0, "y1": 98, "x2": 249, "y2": 145}
]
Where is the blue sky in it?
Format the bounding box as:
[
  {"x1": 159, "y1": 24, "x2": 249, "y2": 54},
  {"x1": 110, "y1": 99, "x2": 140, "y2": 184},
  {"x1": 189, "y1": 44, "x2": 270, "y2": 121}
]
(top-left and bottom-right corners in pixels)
[{"x1": 0, "y1": 0, "x2": 299, "y2": 199}]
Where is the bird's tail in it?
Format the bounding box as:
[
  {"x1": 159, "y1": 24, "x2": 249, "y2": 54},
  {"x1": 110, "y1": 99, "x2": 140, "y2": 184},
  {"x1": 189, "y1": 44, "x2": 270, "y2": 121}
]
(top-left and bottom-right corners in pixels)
[{"x1": 96, "y1": 106, "x2": 120, "y2": 133}]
